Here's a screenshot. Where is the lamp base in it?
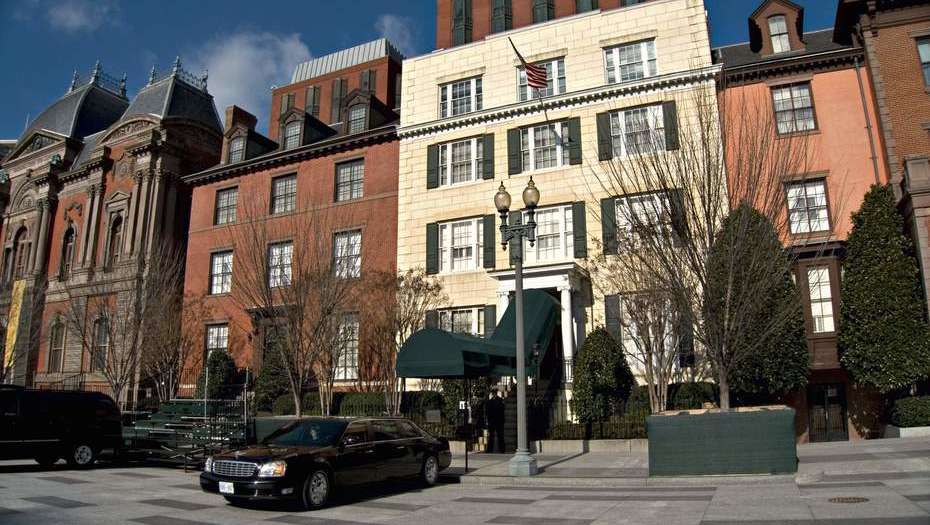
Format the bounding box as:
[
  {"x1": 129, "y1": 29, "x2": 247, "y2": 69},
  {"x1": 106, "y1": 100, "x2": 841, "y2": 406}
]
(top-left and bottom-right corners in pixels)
[{"x1": 508, "y1": 451, "x2": 538, "y2": 477}]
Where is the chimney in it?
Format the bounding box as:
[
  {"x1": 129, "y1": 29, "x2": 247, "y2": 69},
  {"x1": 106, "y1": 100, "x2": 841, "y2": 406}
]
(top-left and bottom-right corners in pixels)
[{"x1": 224, "y1": 105, "x2": 257, "y2": 134}]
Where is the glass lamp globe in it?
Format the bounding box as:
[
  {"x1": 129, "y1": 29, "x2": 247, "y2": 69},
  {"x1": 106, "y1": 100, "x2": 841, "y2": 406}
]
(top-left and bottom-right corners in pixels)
[
  {"x1": 522, "y1": 177, "x2": 540, "y2": 208},
  {"x1": 494, "y1": 183, "x2": 512, "y2": 213}
]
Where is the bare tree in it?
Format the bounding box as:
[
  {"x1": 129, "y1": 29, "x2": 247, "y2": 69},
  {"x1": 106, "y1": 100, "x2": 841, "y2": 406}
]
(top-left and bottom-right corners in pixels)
[
  {"x1": 588, "y1": 83, "x2": 841, "y2": 409},
  {"x1": 229, "y1": 198, "x2": 356, "y2": 417},
  {"x1": 366, "y1": 268, "x2": 448, "y2": 415},
  {"x1": 141, "y1": 293, "x2": 208, "y2": 402}
]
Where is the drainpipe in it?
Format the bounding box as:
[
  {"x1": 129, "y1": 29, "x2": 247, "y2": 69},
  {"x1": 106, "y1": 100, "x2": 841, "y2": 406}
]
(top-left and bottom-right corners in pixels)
[{"x1": 855, "y1": 55, "x2": 882, "y2": 185}]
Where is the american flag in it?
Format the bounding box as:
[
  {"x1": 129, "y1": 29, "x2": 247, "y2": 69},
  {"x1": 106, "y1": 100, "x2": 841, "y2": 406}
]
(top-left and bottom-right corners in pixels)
[{"x1": 509, "y1": 38, "x2": 548, "y2": 91}]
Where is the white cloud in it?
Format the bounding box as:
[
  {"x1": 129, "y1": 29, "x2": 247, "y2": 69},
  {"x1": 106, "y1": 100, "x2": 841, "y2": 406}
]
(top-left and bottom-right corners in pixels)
[
  {"x1": 46, "y1": 0, "x2": 119, "y2": 33},
  {"x1": 375, "y1": 14, "x2": 418, "y2": 57},
  {"x1": 189, "y1": 31, "x2": 311, "y2": 133}
]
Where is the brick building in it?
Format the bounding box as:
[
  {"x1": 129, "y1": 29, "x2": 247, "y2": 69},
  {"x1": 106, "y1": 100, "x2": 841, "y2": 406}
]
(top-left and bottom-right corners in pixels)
[
  {"x1": 0, "y1": 60, "x2": 222, "y2": 394},
  {"x1": 835, "y1": 0, "x2": 930, "y2": 316},
  {"x1": 715, "y1": 0, "x2": 888, "y2": 442},
  {"x1": 180, "y1": 39, "x2": 402, "y2": 388}
]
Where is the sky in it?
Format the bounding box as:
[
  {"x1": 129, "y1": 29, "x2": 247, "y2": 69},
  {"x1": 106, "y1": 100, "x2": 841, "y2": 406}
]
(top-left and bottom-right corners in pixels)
[{"x1": 0, "y1": 0, "x2": 840, "y2": 140}]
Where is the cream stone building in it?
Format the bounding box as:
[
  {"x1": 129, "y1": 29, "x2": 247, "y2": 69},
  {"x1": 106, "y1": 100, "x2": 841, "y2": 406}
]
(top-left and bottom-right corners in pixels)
[{"x1": 397, "y1": 0, "x2": 718, "y2": 418}]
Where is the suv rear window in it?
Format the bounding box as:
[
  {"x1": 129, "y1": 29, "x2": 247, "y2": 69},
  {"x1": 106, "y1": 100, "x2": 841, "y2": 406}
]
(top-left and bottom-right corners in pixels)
[{"x1": 372, "y1": 420, "x2": 402, "y2": 441}]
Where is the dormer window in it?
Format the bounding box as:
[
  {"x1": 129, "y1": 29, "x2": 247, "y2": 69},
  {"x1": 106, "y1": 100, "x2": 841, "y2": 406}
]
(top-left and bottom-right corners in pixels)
[
  {"x1": 769, "y1": 15, "x2": 790, "y2": 54},
  {"x1": 228, "y1": 137, "x2": 245, "y2": 163},
  {"x1": 347, "y1": 105, "x2": 367, "y2": 134},
  {"x1": 283, "y1": 121, "x2": 301, "y2": 150}
]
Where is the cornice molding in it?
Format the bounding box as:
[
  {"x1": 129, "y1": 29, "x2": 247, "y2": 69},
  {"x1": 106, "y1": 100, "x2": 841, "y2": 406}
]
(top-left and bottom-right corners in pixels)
[{"x1": 721, "y1": 47, "x2": 865, "y2": 86}]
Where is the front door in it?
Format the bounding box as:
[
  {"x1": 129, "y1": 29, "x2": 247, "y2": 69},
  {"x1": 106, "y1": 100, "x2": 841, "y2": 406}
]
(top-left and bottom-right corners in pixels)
[{"x1": 808, "y1": 383, "x2": 848, "y2": 442}]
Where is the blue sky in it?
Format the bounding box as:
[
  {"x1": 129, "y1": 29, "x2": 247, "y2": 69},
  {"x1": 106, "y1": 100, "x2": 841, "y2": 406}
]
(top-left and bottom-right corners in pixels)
[{"x1": 0, "y1": 0, "x2": 839, "y2": 139}]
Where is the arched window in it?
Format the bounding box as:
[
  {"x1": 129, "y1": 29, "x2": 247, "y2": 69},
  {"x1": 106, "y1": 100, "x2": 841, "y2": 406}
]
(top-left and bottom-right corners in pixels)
[
  {"x1": 92, "y1": 317, "x2": 109, "y2": 373},
  {"x1": 48, "y1": 320, "x2": 65, "y2": 373},
  {"x1": 11, "y1": 227, "x2": 30, "y2": 280},
  {"x1": 283, "y1": 121, "x2": 301, "y2": 150},
  {"x1": 60, "y1": 227, "x2": 75, "y2": 280},
  {"x1": 107, "y1": 217, "x2": 123, "y2": 268}
]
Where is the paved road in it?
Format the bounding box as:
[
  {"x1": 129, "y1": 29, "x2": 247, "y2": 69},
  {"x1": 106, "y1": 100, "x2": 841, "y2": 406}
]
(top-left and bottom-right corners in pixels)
[{"x1": 0, "y1": 437, "x2": 928, "y2": 524}]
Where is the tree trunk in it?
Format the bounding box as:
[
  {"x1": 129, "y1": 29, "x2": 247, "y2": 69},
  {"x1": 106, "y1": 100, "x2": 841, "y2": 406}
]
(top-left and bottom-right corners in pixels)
[
  {"x1": 293, "y1": 390, "x2": 302, "y2": 417},
  {"x1": 718, "y1": 371, "x2": 731, "y2": 410}
]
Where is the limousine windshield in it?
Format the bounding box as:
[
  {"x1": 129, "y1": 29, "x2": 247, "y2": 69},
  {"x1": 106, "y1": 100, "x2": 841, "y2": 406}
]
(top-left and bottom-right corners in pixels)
[{"x1": 262, "y1": 419, "x2": 348, "y2": 447}]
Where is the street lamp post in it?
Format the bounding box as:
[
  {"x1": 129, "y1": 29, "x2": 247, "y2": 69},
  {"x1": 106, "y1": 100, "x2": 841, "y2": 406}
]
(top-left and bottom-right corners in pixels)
[{"x1": 494, "y1": 177, "x2": 540, "y2": 477}]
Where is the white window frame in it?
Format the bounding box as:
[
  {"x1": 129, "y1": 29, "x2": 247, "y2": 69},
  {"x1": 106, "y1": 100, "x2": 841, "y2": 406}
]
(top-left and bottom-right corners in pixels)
[
  {"x1": 439, "y1": 306, "x2": 484, "y2": 336},
  {"x1": 214, "y1": 187, "x2": 238, "y2": 225},
  {"x1": 335, "y1": 313, "x2": 359, "y2": 381},
  {"x1": 347, "y1": 105, "x2": 367, "y2": 134},
  {"x1": 609, "y1": 104, "x2": 666, "y2": 157},
  {"x1": 807, "y1": 266, "x2": 835, "y2": 334},
  {"x1": 271, "y1": 175, "x2": 297, "y2": 214},
  {"x1": 787, "y1": 180, "x2": 829, "y2": 234},
  {"x1": 206, "y1": 324, "x2": 229, "y2": 355},
  {"x1": 228, "y1": 137, "x2": 245, "y2": 163},
  {"x1": 438, "y1": 137, "x2": 484, "y2": 187},
  {"x1": 267, "y1": 241, "x2": 293, "y2": 288},
  {"x1": 517, "y1": 58, "x2": 566, "y2": 101},
  {"x1": 604, "y1": 40, "x2": 657, "y2": 84},
  {"x1": 520, "y1": 121, "x2": 570, "y2": 172},
  {"x1": 439, "y1": 77, "x2": 483, "y2": 118},
  {"x1": 773, "y1": 83, "x2": 816, "y2": 134},
  {"x1": 283, "y1": 121, "x2": 301, "y2": 150},
  {"x1": 335, "y1": 160, "x2": 364, "y2": 202},
  {"x1": 769, "y1": 15, "x2": 791, "y2": 54},
  {"x1": 614, "y1": 192, "x2": 674, "y2": 250},
  {"x1": 521, "y1": 204, "x2": 574, "y2": 264},
  {"x1": 438, "y1": 217, "x2": 484, "y2": 274},
  {"x1": 333, "y1": 230, "x2": 362, "y2": 279},
  {"x1": 209, "y1": 251, "x2": 234, "y2": 295}
]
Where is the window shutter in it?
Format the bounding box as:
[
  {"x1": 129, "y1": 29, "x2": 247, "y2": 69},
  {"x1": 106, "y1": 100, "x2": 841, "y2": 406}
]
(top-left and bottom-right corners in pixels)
[
  {"x1": 507, "y1": 128, "x2": 522, "y2": 175},
  {"x1": 360, "y1": 70, "x2": 370, "y2": 92},
  {"x1": 426, "y1": 223, "x2": 439, "y2": 275},
  {"x1": 663, "y1": 100, "x2": 679, "y2": 151},
  {"x1": 483, "y1": 215, "x2": 496, "y2": 269},
  {"x1": 596, "y1": 112, "x2": 613, "y2": 161},
  {"x1": 491, "y1": 0, "x2": 513, "y2": 33},
  {"x1": 331, "y1": 78, "x2": 346, "y2": 123},
  {"x1": 533, "y1": 0, "x2": 554, "y2": 23},
  {"x1": 567, "y1": 117, "x2": 582, "y2": 165},
  {"x1": 452, "y1": 0, "x2": 473, "y2": 46},
  {"x1": 482, "y1": 134, "x2": 495, "y2": 180},
  {"x1": 575, "y1": 0, "x2": 598, "y2": 12},
  {"x1": 425, "y1": 310, "x2": 440, "y2": 329},
  {"x1": 426, "y1": 144, "x2": 440, "y2": 189},
  {"x1": 600, "y1": 197, "x2": 618, "y2": 255},
  {"x1": 670, "y1": 189, "x2": 688, "y2": 245},
  {"x1": 604, "y1": 294, "x2": 621, "y2": 343},
  {"x1": 572, "y1": 202, "x2": 587, "y2": 258},
  {"x1": 508, "y1": 210, "x2": 522, "y2": 266},
  {"x1": 484, "y1": 305, "x2": 497, "y2": 337}
]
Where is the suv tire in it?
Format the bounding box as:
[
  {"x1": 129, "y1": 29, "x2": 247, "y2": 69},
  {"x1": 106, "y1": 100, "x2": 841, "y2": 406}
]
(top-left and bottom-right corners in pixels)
[
  {"x1": 421, "y1": 454, "x2": 439, "y2": 486},
  {"x1": 66, "y1": 443, "x2": 96, "y2": 468},
  {"x1": 299, "y1": 469, "x2": 330, "y2": 510}
]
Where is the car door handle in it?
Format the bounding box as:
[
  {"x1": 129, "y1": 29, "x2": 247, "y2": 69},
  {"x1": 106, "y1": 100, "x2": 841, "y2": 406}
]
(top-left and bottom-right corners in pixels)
[
  {"x1": 363, "y1": 449, "x2": 375, "y2": 454},
  {"x1": 395, "y1": 445, "x2": 406, "y2": 450}
]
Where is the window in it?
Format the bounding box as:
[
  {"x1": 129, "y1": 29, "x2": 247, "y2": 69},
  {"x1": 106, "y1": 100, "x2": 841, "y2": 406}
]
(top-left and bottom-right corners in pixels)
[
  {"x1": 533, "y1": 0, "x2": 554, "y2": 23},
  {"x1": 331, "y1": 78, "x2": 347, "y2": 124},
  {"x1": 107, "y1": 217, "x2": 123, "y2": 267},
  {"x1": 335, "y1": 160, "x2": 364, "y2": 202},
  {"x1": 787, "y1": 180, "x2": 829, "y2": 234},
  {"x1": 334, "y1": 230, "x2": 362, "y2": 279},
  {"x1": 60, "y1": 228, "x2": 75, "y2": 280},
  {"x1": 918, "y1": 37, "x2": 930, "y2": 86},
  {"x1": 773, "y1": 83, "x2": 815, "y2": 134},
  {"x1": 438, "y1": 137, "x2": 484, "y2": 186},
  {"x1": 214, "y1": 187, "x2": 238, "y2": 225},
  {"x1": 576, "y1": 0, "x2": 598, "y2": 13},
  {"x1": 491, "y1": 0, "x2": 512, "y2": 33},
  {"x1": 228, "y1": 137, "x2": 245, "y2": 163},
  {"x1": 347, "y1": 105, "x2": 367, "y2": 134},
  {"x1": 438, "y1": 218, "x2": 484, "y2": 273},
  {"x1": 271, "y1": 175, "x2": 297, "y2": 214},
  {"x1": 609, "y1": 104, "x2": 666, "y2": 156},
  {"x1": 92, "y1": 318, "x2": 108, "y2": 373},
  {"x1": 452, "y1": 0, "x2": 472, "y2": 45},
  {"x1": 209, "y1": 251, "x2": 233, "y2": 295},
  {"x1": 769, "y1": 15, "x2": 791, "y2": 54},
  {"x1": 807, "y1": 266, "x2": 834, "y2": 333},
  {"x1": 206, "y1": 324, "x2": 229, "y2": 354},
  {"x1": 615, "y1": 192, "x2": 674, "y2": 249},
  {"x1": 280, "y1": 92, "x2": 295, "y2": 115},
  {"x1": 522, "y1": 205, "x2": 574, "y2": 263},
  {"x1": 521, "y1": 121, "x2": 570, "y2": 171},
  {"x1": 439, "y1": 306, "x2": 484, "y2": 336},
  {"x1": 48, "y1": 321, "x2": 65, "y2": 373},
  {"x1": 439, "y1": 77, "x2": 482, "y2": 118},
  {"x1": 11, "y1": 228, "x2": 30, "y2": 280},
  {"x1": 283, "y1": 121, "x2": 301, "y2": 150},
  {"x1": 267, "y1": 242, "x2": 292, "y2": 288},
  {"x1": 518, "y1": 58, "x2": 566, "y2": 101},
  {"x1": 335, "y1": 313, "x2": 359, "y2": 381},
  {"x1": 604, "y1": 40, "x2": 657, "y2": 84}
]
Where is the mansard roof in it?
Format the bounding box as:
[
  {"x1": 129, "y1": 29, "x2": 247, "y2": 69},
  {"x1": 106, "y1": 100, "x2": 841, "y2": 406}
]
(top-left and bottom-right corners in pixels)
[
  {"x1": 121, "y1": 71, "x2": 222, "y2": 133},
  {"x1": 17, "y1": 81, "x2": 128, "y2": 144},
  {"x1": 291, "y1": 38, "x2": 404, "y2": 83}
]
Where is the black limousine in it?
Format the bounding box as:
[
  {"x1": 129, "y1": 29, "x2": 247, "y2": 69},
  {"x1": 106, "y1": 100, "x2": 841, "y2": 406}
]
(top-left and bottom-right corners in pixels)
[{"x1": 200, "y1": 417, "x2": 452, "y2": 509}]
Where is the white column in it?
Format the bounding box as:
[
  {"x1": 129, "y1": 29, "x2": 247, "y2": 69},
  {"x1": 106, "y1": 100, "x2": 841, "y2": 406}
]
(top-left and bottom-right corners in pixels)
[{"x1": 559, "y1": 285, "x2": 575, "y2": 385}]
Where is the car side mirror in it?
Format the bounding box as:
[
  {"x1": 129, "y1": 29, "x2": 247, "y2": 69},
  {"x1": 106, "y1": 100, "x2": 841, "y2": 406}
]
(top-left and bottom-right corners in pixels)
[{"x1": 341, "y1": 435, "x2": 358, "y2": 449}]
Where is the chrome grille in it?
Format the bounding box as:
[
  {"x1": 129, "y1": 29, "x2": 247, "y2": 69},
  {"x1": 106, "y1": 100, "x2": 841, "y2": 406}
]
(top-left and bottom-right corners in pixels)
[{"x1": 214, "y1": 460, "x2": 257, "y2": 478}]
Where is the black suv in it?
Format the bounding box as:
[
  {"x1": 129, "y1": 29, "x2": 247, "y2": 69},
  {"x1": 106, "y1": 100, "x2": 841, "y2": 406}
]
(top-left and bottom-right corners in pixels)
[
  {"x1": 200, "y1": 417, "x2": 452, "y2": 509},
  {"x1": 0, "y1": 385, "x2": 122, "y2": 467}
]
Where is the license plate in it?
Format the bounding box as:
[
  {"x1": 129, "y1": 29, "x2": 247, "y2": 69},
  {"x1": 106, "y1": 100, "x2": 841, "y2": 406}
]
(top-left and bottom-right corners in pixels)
[{"x1": 219, "y1": 482, "x2": 234, "y2": 495}]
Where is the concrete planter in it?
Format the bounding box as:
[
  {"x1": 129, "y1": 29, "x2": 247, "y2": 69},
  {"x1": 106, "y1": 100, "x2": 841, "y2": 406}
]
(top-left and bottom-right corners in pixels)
[
  {"x1": 530, "y1": 439, "x2": 648, "y2": 455},
  {"x1": 647, "y1": 405, "x2": 797, "y2": 476},
  {"x1": 884, "y1": 425, "x2": 930, "y2": 438}
]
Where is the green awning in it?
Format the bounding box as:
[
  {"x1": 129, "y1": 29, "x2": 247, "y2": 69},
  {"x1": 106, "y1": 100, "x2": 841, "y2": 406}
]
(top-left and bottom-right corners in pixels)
[{"x1": 396, "y1": 289, "x2": 560, "y2": 379}]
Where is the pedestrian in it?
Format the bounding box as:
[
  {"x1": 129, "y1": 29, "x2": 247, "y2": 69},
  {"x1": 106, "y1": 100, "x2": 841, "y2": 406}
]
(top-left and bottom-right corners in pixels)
[{"x1": 485, "y1": 389, "x2": 505, "y2": 453}]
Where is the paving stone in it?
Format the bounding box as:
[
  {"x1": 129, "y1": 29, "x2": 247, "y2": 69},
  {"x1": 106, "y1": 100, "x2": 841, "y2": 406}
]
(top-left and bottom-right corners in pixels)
[
  {"x1": 544, "y1": 493, "x2": 714, "y2": 502},
  {"x1": 112, "y1": 471, "x2": 161, "y2": 479},
  {"x1": 131, "y1": 517, "x2": 214, "y2": 525},
  {"x1": 22, "y1": 496, "x2": 93, "y2": 508},
  {"x1": 37, "y1": 476, "x2": 91, "y2": 484},
  {"x1": 904, "y1": 494, "x2": 930, "y2": 502},
  {"x1": 454, "y1": 496, "x2": 537, "y2": 504},
  {"x1": 352, "y1": 500, "x2": 428, "y2": 511},
  {"x1": 266, "y1": 516, "x2": 375, "y2": 525},
  {"x1": 496, "y1": 485, "x2": 716, "y2": 493},
  {"x1": 137, "y1": 498, "x2": 215, "y2": 511}
]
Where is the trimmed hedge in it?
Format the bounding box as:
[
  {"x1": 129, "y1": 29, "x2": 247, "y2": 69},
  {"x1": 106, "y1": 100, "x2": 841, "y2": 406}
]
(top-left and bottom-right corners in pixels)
[
  {"x1": 891, "y1": 396, "x2": 930, "y2": 428},
  {"x1": 271, "y1": 391, "x2": 444, "y2": 418},
  {"x1": 626, "y1": 382, "x2": 718, "y2": 413},
  {"x1": 546, "y1": 410, "x2": 649, "y2": 440}
]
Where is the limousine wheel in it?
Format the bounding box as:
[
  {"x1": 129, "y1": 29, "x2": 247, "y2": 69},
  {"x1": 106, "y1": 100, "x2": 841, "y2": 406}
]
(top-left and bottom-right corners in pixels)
[
  {"x1": 67, "y1": 443, "x2": 96, "y2": 467},
  {"x1": 421, "y1": 455, "x2": 439, "y2": 486},
  {"x1": 300, "y1": 470, "x2": 330, "y2": 510}
]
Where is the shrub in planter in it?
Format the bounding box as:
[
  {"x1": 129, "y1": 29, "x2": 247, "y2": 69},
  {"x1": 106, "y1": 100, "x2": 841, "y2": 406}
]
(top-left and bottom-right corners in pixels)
[
  {"x1": 272, "y1": 395, "x2": 296, "y2": 416},
  {"x1": 254, "y1": 345, "x2": 290, "y2": 412},
  {"x1": 572, "y1": 328, "x2": 635, "y2": 423},
  {"x1": 194, "y1": 350, "x2": 238, "y2": 399},
  {"x1": 668, "y1": 382, "x2": 718, "y2": 410},
  {"x1": 891, "y1": 396, "x2": 930, "y2": 428},
  {"x1": 338, "y1": 392, "x2": 387, "y2": 416}
]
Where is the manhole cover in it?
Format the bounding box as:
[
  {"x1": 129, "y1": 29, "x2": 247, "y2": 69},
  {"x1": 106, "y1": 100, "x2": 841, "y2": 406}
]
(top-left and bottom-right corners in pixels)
[{"x1": 829, "y1": 497, "x2": 869, "y2": 504}]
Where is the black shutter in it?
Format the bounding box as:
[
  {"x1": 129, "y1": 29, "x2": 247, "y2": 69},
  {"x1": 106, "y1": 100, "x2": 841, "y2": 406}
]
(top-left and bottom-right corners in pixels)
[
  {"x1": 483, "y1": 215, "x2": 496, "y2": 269},
  {"x1": 491, "y1": 0, "x2": 513, "y2": 33},
  {"x1": 484, "y1": 305, "x2": 497, "y2": 337},
  {"x1": 596, "y1": 112, "x2": 613, "y2": 161},
  {"x1": 533, "y1": 0, "x2": 554, "y2": 22},
  {"x1": 567, "y1": 117, "x2": 582, "y2": 165},
  {"x1": 426, "y1": 223, "x2": 439, "y2": 275},
  {"x1": 426, "y1": 144, "x2": 440, "y2": 189},
  {"x1": 507, "y1": 128, "x2": 522, "y2": 175},
  {"x1": 360, "y1": 70, "x2": 370, "y2": 92},
  {"x1": 331, "y1": 78, "x2": 346, "y2": 124},
  {"x1": 604, "y1": 294, "x2": 621, "y2": 343},
  {"x1": 452, "y1": 0, "x2": 473, "y2": 46},
  {"x1": 306, "y1": 86, "x2": 320, "y2": 117},
  {"x1": 482, "y1": 134, "x2": 495, "y2": 180},
  {"x1": 572, "y1": 202, "x2": 587, "y2": 258},
  {"x1": 575, "y1": 0, "x2": 598, "y2": 12},
  {"x1": 600, "y1": 197, "x2": 617, "y2": 255},
  {"x1": 508, "y1": 210, "x2": 522, "y2": 266},
  {"x1": 425, "y1": 310, "x2": 440, "y2": 329},
  {"x1": 663, "y1": 100, "x2": 679, "y2": 151}
]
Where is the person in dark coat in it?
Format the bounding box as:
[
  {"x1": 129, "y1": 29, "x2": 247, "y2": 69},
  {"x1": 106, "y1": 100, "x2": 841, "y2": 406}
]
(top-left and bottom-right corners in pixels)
[{"x1": 485, "y1": 389, "x2": 505, "y2": 453}]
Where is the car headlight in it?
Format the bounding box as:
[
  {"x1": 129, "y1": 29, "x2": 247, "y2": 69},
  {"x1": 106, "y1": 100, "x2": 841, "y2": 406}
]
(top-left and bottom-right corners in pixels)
[
  {"x1": 204, "y1": 457, "x2": 214, "y2": 473},
  {"x1": 257, "y1": 461, "x2": 287, "y2": 478}
]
